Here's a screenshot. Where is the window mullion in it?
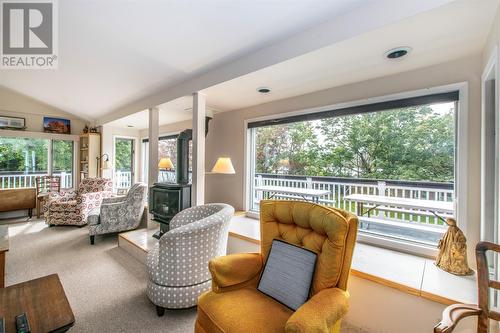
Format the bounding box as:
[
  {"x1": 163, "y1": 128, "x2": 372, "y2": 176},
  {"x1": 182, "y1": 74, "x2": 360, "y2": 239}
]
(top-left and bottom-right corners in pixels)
[{"x1": 48, "y1": 139, "x2": 53, "y2": 176}]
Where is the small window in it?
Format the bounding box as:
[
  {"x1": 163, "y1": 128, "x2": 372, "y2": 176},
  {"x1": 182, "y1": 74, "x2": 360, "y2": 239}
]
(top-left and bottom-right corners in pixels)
[{"x1": 142, "y1": 134, "x2": 192, "y2": 184}]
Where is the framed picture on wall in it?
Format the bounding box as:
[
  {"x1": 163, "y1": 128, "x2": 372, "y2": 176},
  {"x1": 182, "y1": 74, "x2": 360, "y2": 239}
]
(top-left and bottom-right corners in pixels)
[
  {"x1": 0, "y1": 116, "x2": 26, "y2": 130},
  {"x1": 43, "y1": 117, "x2": 71, "y2": 134}
]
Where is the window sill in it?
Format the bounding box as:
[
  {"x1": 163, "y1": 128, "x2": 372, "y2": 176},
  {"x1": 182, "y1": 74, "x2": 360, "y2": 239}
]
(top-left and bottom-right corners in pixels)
[{"x1": 229, "y1": 214, "x2": 477, "y2": 305}]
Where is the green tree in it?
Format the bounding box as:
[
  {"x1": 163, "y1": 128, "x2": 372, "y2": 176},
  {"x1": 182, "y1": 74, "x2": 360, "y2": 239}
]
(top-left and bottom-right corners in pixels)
[
  {"x1": 254, "y1": 105, "x2": 455, "y2": 182},
  {"x1": 115, "y1": 139, "x2": 133, "y2": 171},
  {"x1": 0, "y1": 137, "x2": 48, "y2": 173}
]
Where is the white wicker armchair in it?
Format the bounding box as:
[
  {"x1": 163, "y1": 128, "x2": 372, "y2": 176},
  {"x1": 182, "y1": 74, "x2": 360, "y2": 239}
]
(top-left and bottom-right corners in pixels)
[{"x1": 146, "y1": 203, "x2": 234, "y2": 316}]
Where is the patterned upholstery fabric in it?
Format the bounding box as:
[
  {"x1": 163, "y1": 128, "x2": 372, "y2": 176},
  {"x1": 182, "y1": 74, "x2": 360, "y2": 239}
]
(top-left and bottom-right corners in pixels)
[
  {"x1": 146, "y1": 203, "x2": 234, "y2": 309},
  {"x1": 44, "y1": 178, "x2": 113, "y2": 226},
  {"x1": 88, "y1": 183, "x2": 147, "y2": 237}
]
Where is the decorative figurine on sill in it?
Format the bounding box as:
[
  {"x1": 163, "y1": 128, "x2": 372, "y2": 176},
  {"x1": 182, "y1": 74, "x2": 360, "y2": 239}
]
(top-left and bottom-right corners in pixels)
[
  {"x1": 435, "y1": 217, "x2": 473, "y2": 276},
  {"x1": 82, "y1": 125, "x2": 89, "y2": 133}
]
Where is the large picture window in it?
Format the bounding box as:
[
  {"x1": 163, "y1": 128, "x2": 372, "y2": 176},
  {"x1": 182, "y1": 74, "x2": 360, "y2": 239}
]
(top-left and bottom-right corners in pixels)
[
  {"x1": 0, "y1": 136, "x2": 74, "y2": 189},
  {"x1": 247, "y1": 92, "x2": 458, "y2": 250}
]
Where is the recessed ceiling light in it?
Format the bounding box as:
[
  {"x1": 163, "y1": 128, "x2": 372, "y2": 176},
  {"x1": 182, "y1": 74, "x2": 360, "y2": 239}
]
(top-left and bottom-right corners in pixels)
[
  {"x1": 257, "y1": 87, "x2": 271, "y2": 94},
  {"x1": 127, "y1": 125, "x2": 134, "y2": 128},
  {"x1": 384, "y1": 46, "x2": 412, "y2": 59}
]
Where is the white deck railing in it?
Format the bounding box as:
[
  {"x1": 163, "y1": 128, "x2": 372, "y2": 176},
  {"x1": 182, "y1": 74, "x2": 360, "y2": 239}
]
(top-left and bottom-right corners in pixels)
[
  {"x1": 114, "y1": 171, "x2": 132, "y2": 189},
  {"x1": 0, "y1": 172, "x2": 73, "y2": 189},
  {"x1": 253, "y1": 174, "x2": 453, "y2": 228}
]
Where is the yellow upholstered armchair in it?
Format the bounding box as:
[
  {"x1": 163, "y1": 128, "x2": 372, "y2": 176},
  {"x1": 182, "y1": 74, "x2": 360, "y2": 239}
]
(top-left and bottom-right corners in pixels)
[{"x1": 195, "y1": 200, "x2": 359, "y2": 333}]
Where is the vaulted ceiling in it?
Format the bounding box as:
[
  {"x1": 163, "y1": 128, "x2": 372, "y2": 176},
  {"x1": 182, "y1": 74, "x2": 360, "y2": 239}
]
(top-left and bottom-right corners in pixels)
[{"x1": 1, "y1": 0, "x2": 497, "y2": 127}]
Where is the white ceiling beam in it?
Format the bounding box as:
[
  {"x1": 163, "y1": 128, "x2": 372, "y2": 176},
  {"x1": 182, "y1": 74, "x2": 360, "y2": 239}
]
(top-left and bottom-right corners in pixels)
[{"x1": 98, "y1": 0, "x2": 454, "y2": 125}]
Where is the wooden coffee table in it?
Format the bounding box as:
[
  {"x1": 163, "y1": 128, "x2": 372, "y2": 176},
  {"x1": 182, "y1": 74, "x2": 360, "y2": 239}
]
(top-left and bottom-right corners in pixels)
[{"x1": 0, "y1": 274, "x2": 75, "y2": 333}]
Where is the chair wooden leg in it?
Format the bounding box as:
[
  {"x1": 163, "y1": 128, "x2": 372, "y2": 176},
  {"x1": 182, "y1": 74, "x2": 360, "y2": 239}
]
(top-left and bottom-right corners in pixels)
[
  {"x1": 156, "y1": 306, "x2": 165, "y2": 317},
  {"x1": 90, "y1": 235, "x2": 95, "y2": 245}
]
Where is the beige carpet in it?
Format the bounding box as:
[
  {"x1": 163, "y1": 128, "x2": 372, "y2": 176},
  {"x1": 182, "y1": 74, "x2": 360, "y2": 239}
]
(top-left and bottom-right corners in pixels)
[
  {"x1": 5, "y1": 219, "x2": 196, "y2": 332},
  {"x1": 4, "y1": 218, "x2": 365, "y2": 333}
]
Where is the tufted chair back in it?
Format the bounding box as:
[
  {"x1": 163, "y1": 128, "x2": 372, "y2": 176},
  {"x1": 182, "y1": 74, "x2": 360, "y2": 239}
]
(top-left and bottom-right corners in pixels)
[
  {"x1": 78, "y1": 177, "x2": 113, "y2": 194},
  {"x1": 260, "y1": 200, "x2": 358, "y2": 295}
]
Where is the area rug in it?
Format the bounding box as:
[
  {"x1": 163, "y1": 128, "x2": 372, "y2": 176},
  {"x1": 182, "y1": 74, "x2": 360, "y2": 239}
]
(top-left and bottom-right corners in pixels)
[
  {"x1": 5, "y1": 219, "x2": 365, "y2": 333},
  {"x1": 5, "y1": 219, "x2": 195, "y2": 332}
]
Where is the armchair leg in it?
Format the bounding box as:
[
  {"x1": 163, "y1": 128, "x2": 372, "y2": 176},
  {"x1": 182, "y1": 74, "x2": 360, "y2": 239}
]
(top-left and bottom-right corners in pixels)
[
  {"x1": 156, "y1": 306, "x2": 165, "y2": 317},
  {"x1": 90, "y1": 235, "x2": 95, "y2": 245}
]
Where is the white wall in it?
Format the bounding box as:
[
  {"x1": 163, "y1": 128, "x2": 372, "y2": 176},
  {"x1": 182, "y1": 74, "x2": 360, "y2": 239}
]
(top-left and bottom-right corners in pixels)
[
  {"x1": 345, "y1": 275, "x2": 476, "y2": 333},
  {"x1": 483, "y1": 4, "x2": 500, "y2": 69},
  {"x1": 0, "y1": 86, "x2": 87, "y2": 134}
]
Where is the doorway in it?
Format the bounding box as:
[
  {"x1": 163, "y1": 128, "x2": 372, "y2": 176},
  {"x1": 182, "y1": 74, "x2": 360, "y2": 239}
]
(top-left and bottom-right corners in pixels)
[{"x1": 114, "y1": 137, "x2": 135, "y2": 192}]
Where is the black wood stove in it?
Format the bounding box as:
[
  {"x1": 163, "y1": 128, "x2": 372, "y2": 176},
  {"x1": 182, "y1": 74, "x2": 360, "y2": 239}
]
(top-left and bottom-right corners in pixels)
[{"x1": 149, "y1": 129, "x2": 192, "y2": 238}]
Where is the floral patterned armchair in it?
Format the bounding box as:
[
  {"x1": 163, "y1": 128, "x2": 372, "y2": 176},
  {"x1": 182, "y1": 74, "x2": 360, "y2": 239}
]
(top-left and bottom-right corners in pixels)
[
  {"x1": 44, "y1": 178, "x2": 113, "y2": 226},
  {"x1": 87, "y1": 182, "x2": 147, "y2": 244}
]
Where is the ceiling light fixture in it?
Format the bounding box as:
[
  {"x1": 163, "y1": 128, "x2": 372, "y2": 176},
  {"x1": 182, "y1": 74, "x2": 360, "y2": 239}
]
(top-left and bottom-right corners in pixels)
[
  {"x1": 384, "y1": 46, "x2": 412, "y2": 59},
  {"x1": 257, "y1": 87, "x2": 271, "y2": 94},
  {"x1": 127, "y1": 125, "x2": 134, "y2": 128}
]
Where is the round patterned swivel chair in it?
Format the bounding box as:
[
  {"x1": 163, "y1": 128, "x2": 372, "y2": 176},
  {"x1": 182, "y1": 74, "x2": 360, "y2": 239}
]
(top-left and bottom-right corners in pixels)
[{"x1": 146, "y1": 203, "x2": 234, "y2": 316}]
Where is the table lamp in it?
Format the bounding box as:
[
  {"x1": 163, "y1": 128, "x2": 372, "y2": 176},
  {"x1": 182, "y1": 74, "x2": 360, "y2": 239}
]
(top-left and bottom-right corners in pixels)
[
  {"x1": 158, "y1": 157, "x2": 174, "y2": 182},
  {"x1": 158, "y1": 157, "x2": 174, "y2": 170}
]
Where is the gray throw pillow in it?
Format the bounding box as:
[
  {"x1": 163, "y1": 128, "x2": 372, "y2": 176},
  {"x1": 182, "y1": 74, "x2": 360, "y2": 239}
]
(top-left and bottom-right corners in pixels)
[{"x1": 257, "y1": 239, "x2": 317, "y2": 310}]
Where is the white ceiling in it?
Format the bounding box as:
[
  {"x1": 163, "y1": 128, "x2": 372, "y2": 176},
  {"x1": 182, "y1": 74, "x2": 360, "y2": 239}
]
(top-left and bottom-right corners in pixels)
[
  {"x1": 105, "y1": 96, "x2": 218, "y2": 130},
  {"x1": 104, "y1": 0, "x2": 499, "y2": 129},
  {"x1": 203, "y1": 0, "x2": 500, "y2": 111},
  {"x1": 0, "y1": 0, "x2": 368, "y2": 120},
  {"x1": 1, "y1": 0, "x2": 494, "y2": 127}
]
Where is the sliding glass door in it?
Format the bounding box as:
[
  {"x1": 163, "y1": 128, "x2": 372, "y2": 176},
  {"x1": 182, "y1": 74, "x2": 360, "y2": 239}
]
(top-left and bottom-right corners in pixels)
[
  {"x1": 0, "y1": 137, "x2": 49, "y2": 188},
  {"x1": 52, "y1": 139, "x2": 74, "y2": 188},
  {"x1": 0, "y1": 136, "x2": 75, "y2": 189}
]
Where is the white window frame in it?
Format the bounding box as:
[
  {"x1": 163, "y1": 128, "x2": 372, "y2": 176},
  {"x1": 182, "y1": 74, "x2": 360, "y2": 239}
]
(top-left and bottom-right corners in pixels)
[
  {"x1": 244, "y1": 82, "x2": 468, "y2": 258},
  {"x1": 481, "y1": 46, "x2": 499, "y2": 244}
]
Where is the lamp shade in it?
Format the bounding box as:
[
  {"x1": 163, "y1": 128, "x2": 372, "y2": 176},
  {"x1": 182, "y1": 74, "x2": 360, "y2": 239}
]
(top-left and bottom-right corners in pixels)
[
  {"x1": 101, "y1": 159, "x2": 111, "y2": 170},
  {"x1": 211, "y1": 157, "x2": 235, "y2": 174},
  {"x1": 158, "y1": 157, "x2": 174, "y2": 170}
]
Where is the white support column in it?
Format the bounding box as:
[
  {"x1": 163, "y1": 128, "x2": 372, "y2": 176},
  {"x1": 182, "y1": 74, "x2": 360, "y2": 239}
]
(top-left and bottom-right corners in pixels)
[
  {"x1": 148, "y1": 107, "x2": 159, "y2": 187},
  {"x1": 192, "y1": 92, "x2": 206, "y2": 205}
]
